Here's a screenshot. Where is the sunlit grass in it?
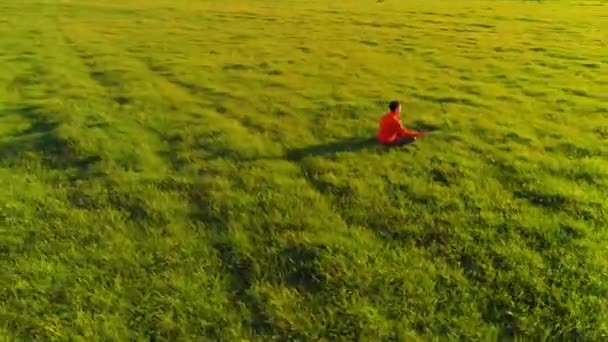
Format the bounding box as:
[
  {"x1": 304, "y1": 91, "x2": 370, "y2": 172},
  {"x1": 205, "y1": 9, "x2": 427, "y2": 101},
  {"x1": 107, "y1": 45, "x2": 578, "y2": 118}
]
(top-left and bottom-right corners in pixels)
[{"x1": 1, "y1": 0, "x2": 607, "y2": 340}]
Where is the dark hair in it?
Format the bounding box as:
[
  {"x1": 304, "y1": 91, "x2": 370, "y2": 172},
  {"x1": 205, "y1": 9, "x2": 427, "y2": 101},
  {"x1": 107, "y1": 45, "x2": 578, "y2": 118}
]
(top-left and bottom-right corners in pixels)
[{"x1": 389, "y1": 100, "x2": 400, "y2": 112}]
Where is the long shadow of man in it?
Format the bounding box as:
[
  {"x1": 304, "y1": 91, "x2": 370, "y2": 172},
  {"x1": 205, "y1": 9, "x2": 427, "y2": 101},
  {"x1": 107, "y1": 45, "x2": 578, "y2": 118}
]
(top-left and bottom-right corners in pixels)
[{"x1": 286, "y1": 136, "x2": 415, "y2": 161}]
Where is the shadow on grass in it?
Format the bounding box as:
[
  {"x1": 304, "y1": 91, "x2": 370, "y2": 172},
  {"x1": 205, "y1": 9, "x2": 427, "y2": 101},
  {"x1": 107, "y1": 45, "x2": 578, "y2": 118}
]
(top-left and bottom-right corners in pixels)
[
  {"x1": 285, "y1": 136, "x2": 415, "y2": 161},
  {"x1": 0, "y1": 104, "x2": 101, "y2": 171},
  {"x1": 0, "y1": 104, "x2": 59, "y2": 136},
  {"x1": 180, "y1": 136, "x2": 417, "y2": 164}
]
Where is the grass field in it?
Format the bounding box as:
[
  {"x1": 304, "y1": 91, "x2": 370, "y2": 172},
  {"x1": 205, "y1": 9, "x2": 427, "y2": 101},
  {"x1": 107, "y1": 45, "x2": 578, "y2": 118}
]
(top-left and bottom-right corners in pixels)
[{"x1": 1, "y1": 0, "x2": 607, "y2": 340}]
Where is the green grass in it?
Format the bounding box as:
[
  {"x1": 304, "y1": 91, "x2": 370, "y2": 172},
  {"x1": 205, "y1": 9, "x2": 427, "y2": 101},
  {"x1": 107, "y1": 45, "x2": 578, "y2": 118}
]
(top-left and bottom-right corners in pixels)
[{"x1": 1, "y1": 0, "x2": 607, "y2": 339}]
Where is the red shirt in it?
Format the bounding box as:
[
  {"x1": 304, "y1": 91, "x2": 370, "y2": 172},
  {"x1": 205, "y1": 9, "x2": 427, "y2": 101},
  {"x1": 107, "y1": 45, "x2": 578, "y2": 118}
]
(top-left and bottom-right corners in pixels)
[{"x1": 377, "y1": 111, "x2": 417, "y2": 144}]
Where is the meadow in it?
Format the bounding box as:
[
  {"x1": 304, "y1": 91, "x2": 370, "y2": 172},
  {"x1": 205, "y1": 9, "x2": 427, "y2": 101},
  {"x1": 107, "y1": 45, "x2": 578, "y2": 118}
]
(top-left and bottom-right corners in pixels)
[{"x1": 1, "y1": 0, "x2": 607, "y2": 340}]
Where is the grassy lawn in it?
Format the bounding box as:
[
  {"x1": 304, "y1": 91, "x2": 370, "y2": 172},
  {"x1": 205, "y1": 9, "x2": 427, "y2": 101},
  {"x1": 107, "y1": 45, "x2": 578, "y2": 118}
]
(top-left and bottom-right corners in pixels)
[{"x1": 1, "y1": 0, "x2": 607, "y2": 339}]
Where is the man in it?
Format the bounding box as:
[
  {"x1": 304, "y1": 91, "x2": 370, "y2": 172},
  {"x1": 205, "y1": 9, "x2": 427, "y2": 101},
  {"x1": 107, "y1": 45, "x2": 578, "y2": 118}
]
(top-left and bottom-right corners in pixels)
[{"x1": 377, "y1": 100, "x2": 426, "y2": 146}]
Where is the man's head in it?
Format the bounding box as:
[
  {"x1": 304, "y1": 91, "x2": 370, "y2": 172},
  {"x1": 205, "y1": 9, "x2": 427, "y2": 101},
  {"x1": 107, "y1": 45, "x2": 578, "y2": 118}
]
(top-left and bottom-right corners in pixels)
[{"x1": 389, "y1": 100, "x2": 401, "y2": 114}]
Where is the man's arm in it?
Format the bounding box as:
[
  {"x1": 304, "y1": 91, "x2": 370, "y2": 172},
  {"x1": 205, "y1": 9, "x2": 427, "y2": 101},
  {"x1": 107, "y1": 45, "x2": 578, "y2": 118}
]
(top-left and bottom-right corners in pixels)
[{"x1": 395, "y1": 118, "x2": 422, "y2": 138}]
